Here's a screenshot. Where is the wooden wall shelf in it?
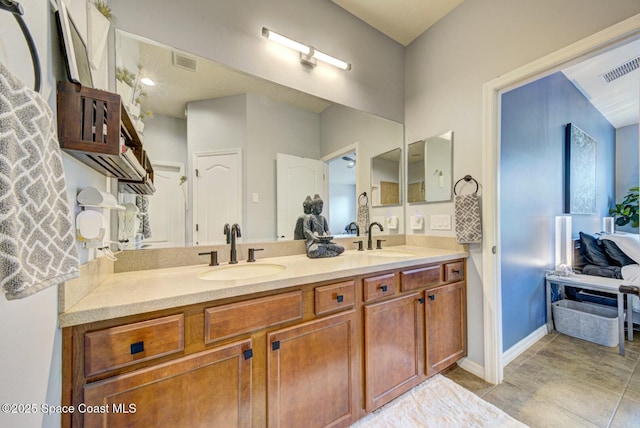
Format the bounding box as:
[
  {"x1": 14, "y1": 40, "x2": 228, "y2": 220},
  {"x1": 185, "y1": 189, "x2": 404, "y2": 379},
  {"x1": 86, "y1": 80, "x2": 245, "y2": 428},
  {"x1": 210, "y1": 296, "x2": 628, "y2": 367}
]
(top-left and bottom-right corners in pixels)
[{"x1": 56, "y1": 81, "x2": 154, "y2": 194}]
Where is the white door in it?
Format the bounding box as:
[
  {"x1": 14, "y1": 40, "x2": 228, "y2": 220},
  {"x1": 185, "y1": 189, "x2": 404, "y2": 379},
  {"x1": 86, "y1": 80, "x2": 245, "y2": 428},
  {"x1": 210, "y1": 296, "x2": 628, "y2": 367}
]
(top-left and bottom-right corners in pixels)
[
  {"x1": 146, "y1": 161, "x2": 186, "y2": 247},
  {"x1": 194, "y1": 150, "x2": 242, "y2": 245},
  {"x1": 276, "y1": 153, "x2": 324, "y2": 239}
]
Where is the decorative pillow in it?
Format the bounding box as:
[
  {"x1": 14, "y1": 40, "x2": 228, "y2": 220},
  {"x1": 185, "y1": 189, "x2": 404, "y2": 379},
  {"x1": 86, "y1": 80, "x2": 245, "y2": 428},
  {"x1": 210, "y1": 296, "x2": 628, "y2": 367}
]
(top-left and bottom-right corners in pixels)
[
  {"x1": 601, "y1": 239, "x2": 635, "y2": 267},
  {"x1": 579, "y1": 232, "x2": 610, "y2": 267},
  {"x1": 582, "y1": 264, "x2": 623, "y2": 279}
]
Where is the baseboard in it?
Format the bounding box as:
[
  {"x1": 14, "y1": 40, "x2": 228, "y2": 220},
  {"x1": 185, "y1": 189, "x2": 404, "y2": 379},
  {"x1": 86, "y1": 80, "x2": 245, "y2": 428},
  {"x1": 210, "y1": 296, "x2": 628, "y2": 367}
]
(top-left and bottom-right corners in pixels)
[
  {"x1": 502, "y1": 324, "x2": 548, "y2": 366},
  {"x1": 456, "y1": 357, "x2": 485, "y2": 379}
]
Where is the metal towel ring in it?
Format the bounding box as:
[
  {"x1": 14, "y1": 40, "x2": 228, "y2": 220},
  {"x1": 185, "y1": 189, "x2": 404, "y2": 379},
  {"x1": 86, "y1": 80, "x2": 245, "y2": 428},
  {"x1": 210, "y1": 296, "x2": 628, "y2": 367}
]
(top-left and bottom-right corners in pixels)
[
  {"x1": 453, "y1": 175, "x2": 479, "y2": 195},
  {"x1": 1, "y1": 0, "x2": 41, "y2": 93},
  {"x1": 358, "y1": 192, "x2": 369, "y2": 206}
]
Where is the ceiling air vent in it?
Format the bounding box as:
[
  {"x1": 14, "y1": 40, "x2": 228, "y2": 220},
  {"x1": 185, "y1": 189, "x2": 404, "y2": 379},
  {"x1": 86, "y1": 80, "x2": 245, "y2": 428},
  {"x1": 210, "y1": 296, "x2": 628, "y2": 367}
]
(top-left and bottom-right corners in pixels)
[
  {"x1": 172, "y1": 52, "x2": 198, "y2": 72},
  {"x1": 600, "y1": 56, "x2": 639, "y2": 83}
]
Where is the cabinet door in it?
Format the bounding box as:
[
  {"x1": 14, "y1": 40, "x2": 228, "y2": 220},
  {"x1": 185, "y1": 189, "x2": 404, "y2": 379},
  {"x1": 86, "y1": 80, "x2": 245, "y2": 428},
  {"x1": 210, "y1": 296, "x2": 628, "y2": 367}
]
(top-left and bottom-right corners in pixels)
[
  {"x1": 363, "y1": 293, "x2": 423, "y2": 412},
  {"x1": 267, "y1": 311, "x2": 357, "y2": 428},
  {"x1": 425, "y1": 281, "x2": 467, "y2": 376},
  {"x1": 83, "y1": 339, "x2": 252, "y2": 428}
]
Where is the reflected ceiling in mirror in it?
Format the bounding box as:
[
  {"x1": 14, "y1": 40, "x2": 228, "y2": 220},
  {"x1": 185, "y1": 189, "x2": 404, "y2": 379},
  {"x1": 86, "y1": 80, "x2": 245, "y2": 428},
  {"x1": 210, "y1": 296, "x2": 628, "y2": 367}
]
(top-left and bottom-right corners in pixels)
[
  {"x1": 115, "y1": 30, "x2": 331, "y2": 119},
  {"x1": 407, "y1": 131, "x2": 453, "y2": 204},
  {"x1": 114, "y1": 30, "x2": 404, "y2": 248}
]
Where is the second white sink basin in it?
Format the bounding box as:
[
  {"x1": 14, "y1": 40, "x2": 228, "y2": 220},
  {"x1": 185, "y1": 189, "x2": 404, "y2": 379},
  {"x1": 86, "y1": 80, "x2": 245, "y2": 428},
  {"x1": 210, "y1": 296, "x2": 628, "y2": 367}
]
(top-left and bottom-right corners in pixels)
[
  {"x1": 367, "y1": 249, "x2": 417, "y2": 258},
  {"x1": 198, "y1": 263, "x2": 286, "y2": 281}
]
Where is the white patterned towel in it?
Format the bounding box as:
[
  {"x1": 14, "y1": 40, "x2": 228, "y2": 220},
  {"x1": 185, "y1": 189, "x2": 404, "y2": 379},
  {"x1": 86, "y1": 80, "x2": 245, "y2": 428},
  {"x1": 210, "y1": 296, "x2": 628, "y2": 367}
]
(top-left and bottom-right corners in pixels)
[
  {"x1": 0, "y1": 62, "x2": 79, "y2": 300},
  {"x1": 455, "y1": 194, "x2": 482, "y2": 244}
]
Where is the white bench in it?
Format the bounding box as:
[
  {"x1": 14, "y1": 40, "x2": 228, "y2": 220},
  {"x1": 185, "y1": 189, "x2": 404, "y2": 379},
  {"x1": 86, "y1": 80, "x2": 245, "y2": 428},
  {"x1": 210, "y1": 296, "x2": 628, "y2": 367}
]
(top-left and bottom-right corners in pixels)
[{"x1": 545, "y1": 273, "x2": 634, "y2": 356}]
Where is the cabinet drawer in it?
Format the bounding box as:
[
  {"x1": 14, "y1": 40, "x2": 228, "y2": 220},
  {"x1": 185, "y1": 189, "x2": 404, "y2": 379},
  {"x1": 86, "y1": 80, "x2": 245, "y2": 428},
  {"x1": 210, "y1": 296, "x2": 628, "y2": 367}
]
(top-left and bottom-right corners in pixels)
[
  {"x1": 84, "y1": 314, "x2": 184, "y2": 377},
  {"x1": 401, "y1": 265, "x2": 442, "y2": 291},
  {"x1": 444, "y1": 261, "x2": 465, "y2": 283},
  {"x1": 205, "y1": 290, "x2": 303, "y2": 344},
  {"x1": 363, "y1": 273, "x2": 398, "y2": 302},
  {"x1": 315, "y1": 280, "x2": 355, "y2": 316}
]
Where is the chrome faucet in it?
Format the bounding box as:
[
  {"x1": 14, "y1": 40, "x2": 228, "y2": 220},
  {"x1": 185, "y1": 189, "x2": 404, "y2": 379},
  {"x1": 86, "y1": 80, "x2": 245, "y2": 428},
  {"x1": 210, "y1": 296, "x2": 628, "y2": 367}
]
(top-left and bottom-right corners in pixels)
[
  {"x1": 229, "y1": 223, "x2": 242, "y2": 264},
  {"x1": 346, "y1": 221, "x2": 360, "y2": 236},
  {"x1": 223, "y1": 223, "x2": 231, "y2": 244},
  {"x1": 367, "y1": 222, "x2": 383, "y2": 250}
]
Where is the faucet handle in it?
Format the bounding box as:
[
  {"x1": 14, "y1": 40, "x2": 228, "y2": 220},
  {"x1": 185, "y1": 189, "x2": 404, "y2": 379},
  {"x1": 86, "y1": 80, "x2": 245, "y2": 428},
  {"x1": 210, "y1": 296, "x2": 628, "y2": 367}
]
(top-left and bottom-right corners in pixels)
[
  {"x1": 353, "y1": 241, "x2": 364, "y2": 251},
  {"x1": 376, "y1": 239, "x2": 386, "y2": 250},
  {"x1": 248, "y1": 248, "x2": 263, "y2": 262},
  {"x1": 198, "y1": 251, "x2": 219, "y2": 266}
]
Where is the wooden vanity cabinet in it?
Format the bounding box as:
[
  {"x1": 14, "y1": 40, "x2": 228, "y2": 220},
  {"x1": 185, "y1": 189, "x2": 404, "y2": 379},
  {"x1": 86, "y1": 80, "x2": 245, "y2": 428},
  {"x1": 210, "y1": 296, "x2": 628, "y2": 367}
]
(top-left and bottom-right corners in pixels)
[
  {"x1": 363, "y1": 292, "x2": 424, "y2": 412},
  {"x1": 363, "y1": 259, "x2": 467, "y2": 412},
  {"x1": 63, "y1": 257, "x2": 466, "y2": 428},
  {"x1": 424, "y1": 281, "x2": 467, "y2": 375},
  {"x1": 83, "y1": 339, "x2": 252, "y2": 428},
  {"x1": 267, "y1": 310, "x2": 358, "y2": 428}
]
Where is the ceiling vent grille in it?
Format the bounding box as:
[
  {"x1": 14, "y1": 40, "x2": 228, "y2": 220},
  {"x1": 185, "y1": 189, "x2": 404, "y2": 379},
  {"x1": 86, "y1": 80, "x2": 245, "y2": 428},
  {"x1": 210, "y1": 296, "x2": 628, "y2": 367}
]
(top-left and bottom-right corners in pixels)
[
  {"x1": 172, "y1": 52, "x2": 198, "y2": 72},
  {"x1": 600, "y1": 57, "x2": 639, "y2": 83}
]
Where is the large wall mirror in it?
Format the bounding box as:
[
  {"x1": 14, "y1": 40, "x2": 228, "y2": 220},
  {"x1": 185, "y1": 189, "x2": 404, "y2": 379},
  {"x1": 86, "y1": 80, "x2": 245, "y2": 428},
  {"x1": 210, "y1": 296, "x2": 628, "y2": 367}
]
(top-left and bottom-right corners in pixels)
[
  {"x1": 407, "y1": 131, "x2": 453, "y2": 204},
  {"x1": 371, "y1": 148, "x2": 402, "y2": 207},
  {"x1": 114, "y1": 30, "x2": 404, "y2": 248}
]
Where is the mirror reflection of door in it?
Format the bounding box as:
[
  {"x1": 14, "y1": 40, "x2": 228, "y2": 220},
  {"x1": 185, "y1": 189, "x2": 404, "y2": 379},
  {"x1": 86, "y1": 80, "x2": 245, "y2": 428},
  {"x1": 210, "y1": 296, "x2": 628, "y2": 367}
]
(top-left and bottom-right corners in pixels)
[
  {"x1": 145, "y1": 161, "x2": 186, "y2": 247},
  {"x1": 326, "y1": 150, "x2": 356, "y2": 235},
  {"x1": 193, "y1": 150, "x2": 242, "y2": 245},
  {"x1": 276, "y1": 153, "x2": 324, "y2": 239}
]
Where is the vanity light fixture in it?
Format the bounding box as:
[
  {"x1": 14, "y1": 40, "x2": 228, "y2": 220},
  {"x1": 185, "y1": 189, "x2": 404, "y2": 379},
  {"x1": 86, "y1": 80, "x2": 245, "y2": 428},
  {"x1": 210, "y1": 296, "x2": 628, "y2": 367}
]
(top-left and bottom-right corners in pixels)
[
  {"x1": 262, "y1": 27, "x2": 351, "y2": 71},
  {"x1": 140, "y1": 77, "x2": 155, "y2": 86}
]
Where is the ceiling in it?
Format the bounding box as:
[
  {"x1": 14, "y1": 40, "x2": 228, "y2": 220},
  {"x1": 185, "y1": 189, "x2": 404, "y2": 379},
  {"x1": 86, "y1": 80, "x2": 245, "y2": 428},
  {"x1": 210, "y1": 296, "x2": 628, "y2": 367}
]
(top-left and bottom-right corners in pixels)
[
  {"x1": 561, "y1": 38, "x2": 640, "y2": 129},
  {"x1": 123, "y1": 1, "x2": 638, "y2": 129},
  {"x1": 334, "y1": 0, "x2": 638, "y2": 128},
  {"x1": 331, "y1": 0, "x2": 464, "y2": 46}
]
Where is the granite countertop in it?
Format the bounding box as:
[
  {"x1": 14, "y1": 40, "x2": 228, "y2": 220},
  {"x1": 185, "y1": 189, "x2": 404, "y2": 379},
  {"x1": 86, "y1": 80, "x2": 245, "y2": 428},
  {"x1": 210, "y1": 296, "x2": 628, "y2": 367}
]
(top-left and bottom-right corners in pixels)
[{"x1": 59, "y1": 245, "x2": 468, "y2": 327}]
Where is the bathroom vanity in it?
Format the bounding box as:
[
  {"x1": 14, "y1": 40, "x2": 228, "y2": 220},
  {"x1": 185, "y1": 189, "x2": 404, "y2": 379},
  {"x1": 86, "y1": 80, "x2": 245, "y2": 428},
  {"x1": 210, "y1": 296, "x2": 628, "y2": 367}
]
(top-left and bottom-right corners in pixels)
[{"x1": 60, "y1": 246, "x2": 467, "y2": 427}]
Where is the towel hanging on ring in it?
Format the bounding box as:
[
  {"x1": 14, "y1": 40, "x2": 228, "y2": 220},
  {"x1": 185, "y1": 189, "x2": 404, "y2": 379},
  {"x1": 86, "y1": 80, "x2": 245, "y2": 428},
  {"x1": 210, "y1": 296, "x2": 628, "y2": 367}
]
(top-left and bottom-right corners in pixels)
[
  {"x1": 357, "y1": 192, "x2": 370, "y2": 235},
  {"x1": 454, "y1": 175, "x2": 482, "y2": 244}
]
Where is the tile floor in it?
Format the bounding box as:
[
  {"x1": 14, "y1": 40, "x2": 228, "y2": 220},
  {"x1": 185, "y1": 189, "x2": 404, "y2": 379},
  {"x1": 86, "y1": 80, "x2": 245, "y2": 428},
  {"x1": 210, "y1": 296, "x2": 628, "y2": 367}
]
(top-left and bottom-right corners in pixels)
[{"x1": 444, "y1": 331, "x2": 640, "y2": 427}]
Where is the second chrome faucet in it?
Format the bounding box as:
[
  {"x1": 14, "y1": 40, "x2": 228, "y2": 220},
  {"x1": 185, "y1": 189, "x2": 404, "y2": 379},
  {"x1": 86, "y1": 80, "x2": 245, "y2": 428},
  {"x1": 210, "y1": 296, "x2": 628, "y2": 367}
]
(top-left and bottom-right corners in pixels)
[{"x1": 224, "y1": 223, "x2": 242, "y2": 264}]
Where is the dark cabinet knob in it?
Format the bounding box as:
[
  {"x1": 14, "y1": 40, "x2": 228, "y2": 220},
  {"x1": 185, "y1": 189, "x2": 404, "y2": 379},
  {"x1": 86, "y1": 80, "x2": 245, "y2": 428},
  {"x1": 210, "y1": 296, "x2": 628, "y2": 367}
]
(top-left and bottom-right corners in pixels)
[
  {"x1": 428, "y1": 294, "x2": 435, "y2": 301},
  {"x1": 130, "y1": 341, "x2": 144, "y2": 355},
  {"x1": 380, "y1": 285, "x2": 388, "y2": 292},
  {"x1": 336, "y1": 294, "x2": 344, "y2": 303}
]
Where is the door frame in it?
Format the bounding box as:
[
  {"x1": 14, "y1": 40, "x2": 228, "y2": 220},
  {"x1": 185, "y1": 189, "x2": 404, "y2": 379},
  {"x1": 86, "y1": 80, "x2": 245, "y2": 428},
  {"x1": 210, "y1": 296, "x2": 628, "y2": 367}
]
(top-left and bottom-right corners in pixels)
[
  {"x1": 482, "y1": 14, "x2": 640, "y2": 384},
  {"x1": 192, "y1": 148, "x2": 242, "y2": 244},
  {"x1": 321, "y1": 142, "x2": 360, "y2": 228}
]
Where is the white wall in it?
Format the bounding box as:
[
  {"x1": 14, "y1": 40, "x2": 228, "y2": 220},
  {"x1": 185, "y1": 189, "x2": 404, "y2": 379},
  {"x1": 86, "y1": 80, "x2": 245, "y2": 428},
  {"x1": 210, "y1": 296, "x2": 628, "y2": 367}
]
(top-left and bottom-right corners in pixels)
[
  {"x1": 320, "y1": 104, "x2": 405, "y2": 233},
  {"x1": 187, "y1": 93, "x2": 320, "y2": 241},
  {"x1": 140, "y1": 114, "x2": 187, "y2": 166},
  {"x1": 405, "y1": 0, "x2": 640, "y2": 365},
  {"x1": 0, "y1": 1, "x2": 98, "y2": 427},
  {"x1": 108, "y1": 0, "x2": 405, "y2": 123}
]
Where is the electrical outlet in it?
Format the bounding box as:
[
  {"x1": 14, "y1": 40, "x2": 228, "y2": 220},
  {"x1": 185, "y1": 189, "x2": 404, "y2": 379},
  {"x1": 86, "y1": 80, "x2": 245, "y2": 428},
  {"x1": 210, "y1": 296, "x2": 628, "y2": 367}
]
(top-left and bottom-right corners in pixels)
[{"x1": 430, "y1": 214, "x2": 451, "y2": 230}]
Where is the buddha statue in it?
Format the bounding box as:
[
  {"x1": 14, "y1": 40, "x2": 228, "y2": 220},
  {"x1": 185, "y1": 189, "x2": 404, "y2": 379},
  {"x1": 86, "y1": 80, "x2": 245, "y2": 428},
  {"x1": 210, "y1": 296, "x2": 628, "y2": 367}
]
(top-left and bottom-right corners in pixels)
[{"x1": 303, "y1": 194, "x2": 344, "y2": 258}]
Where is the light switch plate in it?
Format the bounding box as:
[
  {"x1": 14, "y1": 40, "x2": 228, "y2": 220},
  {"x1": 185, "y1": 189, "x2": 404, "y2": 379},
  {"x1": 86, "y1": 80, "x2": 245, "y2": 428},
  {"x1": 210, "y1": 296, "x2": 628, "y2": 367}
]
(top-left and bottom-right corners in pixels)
[{"x1": 430, "y1": 214, "x2": 451, "y2": 230}]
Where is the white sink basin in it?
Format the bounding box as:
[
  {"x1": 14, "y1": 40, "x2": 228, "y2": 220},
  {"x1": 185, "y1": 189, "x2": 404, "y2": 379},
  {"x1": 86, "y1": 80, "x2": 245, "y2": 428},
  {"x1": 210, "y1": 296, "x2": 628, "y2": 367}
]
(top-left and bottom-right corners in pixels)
[
  {"x1": 197, "y1": 263, "x2": 286, "y2": 281},
  {"x1": 366, "y1": 250, "x2": 416, "y2": 258}
]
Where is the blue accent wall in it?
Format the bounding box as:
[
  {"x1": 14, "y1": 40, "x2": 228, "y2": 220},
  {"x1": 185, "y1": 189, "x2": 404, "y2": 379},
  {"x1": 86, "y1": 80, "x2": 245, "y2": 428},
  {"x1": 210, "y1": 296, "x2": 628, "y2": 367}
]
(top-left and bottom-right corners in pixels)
[{"x1": 500, "y1": 72, "x2": 615, "y2": 351}]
